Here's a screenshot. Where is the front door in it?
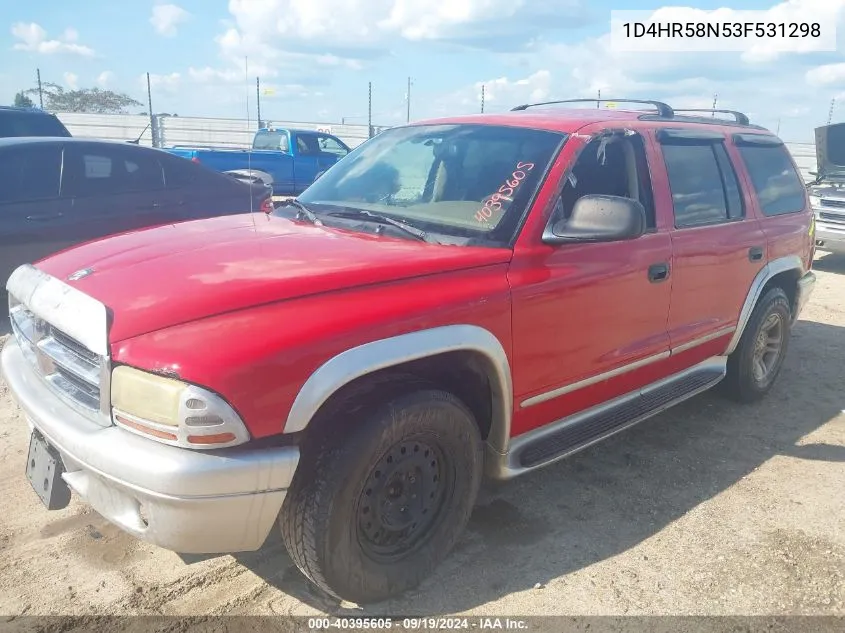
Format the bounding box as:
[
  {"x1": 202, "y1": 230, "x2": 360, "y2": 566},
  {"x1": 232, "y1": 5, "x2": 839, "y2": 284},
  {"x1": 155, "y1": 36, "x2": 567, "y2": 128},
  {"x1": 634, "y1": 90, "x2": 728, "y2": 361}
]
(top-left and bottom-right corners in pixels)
[
  {"x1": 509, "y1": 126, "x2": 673, "y2": 436},
  {"x1": 0, "y1": 143, "x2": 73, "y2": 285},
  {"x1": 62, "y1": 143, "x2": 170, "y2": 243}
]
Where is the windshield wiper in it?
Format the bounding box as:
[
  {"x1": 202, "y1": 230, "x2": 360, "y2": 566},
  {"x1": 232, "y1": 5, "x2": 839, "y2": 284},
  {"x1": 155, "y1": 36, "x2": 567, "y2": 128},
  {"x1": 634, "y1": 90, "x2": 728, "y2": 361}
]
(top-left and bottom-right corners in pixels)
[
  {"x1": 324, "y1": 208, "x2": 435, "y2": 243},
  {"x1": 279, "y1": 198, "x2": 322, "y2": 225}
]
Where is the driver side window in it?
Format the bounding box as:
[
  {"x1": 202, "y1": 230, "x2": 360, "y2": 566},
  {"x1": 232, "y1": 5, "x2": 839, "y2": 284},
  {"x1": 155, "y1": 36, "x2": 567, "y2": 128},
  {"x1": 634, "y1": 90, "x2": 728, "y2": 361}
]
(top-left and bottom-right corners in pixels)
[{"x1": 552, "y1": 132, "x2": 655, "y2": 229}]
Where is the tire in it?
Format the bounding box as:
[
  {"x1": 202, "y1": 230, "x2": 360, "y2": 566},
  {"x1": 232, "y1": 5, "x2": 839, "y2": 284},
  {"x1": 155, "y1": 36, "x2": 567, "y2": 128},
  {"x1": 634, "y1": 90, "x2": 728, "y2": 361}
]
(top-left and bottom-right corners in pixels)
[
  {"x1": 279, "y1": 387, "x2": 483, "y2": 604},
  {"x1": 724, "y1": 286, "x2": 792, "y2": 403}
]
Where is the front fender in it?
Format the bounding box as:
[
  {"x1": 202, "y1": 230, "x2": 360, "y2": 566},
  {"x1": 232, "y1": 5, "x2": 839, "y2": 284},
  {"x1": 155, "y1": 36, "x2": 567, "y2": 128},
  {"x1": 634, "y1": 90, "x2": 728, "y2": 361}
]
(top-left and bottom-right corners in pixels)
[{"x1": 284, "y1": 324, "x2": 514, "y2": 455}]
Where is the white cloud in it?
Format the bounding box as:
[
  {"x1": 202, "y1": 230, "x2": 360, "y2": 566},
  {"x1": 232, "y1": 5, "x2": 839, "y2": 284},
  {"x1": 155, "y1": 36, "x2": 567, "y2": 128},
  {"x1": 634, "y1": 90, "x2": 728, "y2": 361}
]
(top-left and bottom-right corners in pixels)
[
  {"x1": 63, "y1": 72, "x2": 79, "y2": 90},
  {"x1": 150, "y1": 4, "x2": 190, "y2": 37},
  {"x1": 143, "y1": 72, "x2": 181, "y2": 93},
  {"x1": 97, "y1": 71, "x2": 114, "y2": 88},
  {"x1": 11, "y1": 22, "x2": 95, "y2": 56},
  {"x1": 807, "y1": 63, "x2": 845, "y2": 86}
]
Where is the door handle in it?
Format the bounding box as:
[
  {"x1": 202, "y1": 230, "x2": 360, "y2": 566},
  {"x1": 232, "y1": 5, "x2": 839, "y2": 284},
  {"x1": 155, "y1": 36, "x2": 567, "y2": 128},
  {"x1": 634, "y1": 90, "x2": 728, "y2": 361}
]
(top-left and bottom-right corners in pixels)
[
  {"x1": 26, "y1": 213, "x2": 63, "y2": 221},
  {"x1": 648, "y1": 262, "x2": 670, "y2": 283},
  {"x1": 749, "y1": 246, "x2": 764, "y2": 261}
]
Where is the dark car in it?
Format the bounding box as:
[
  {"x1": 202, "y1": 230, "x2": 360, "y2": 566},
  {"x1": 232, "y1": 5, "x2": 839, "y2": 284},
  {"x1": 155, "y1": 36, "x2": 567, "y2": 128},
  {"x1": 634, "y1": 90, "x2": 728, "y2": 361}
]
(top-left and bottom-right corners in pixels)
[
  {"x1": 0, "y1": 106, "x2": 71, "y2": 138},
  {"x1": 0, "y1": 137, "x2": 273, "y2": 286}
]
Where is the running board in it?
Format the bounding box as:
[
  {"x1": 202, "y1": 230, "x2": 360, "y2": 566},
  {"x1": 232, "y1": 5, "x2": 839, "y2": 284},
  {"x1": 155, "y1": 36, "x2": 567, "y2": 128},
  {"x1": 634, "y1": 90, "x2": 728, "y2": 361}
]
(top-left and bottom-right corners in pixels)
[{"x1": 491, "y1": 357, "x2": 727, "y2": 478}]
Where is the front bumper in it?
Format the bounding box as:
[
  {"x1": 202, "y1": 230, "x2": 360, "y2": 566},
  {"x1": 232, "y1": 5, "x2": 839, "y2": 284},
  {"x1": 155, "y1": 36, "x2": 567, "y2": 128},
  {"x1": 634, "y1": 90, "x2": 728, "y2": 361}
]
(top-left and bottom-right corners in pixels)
[
  {"x1": 815, "y1": 221, "x2": 845, "y2": 254},
  {"x1": 1, "y1": 338, "x2": 299, "y2": 554}
]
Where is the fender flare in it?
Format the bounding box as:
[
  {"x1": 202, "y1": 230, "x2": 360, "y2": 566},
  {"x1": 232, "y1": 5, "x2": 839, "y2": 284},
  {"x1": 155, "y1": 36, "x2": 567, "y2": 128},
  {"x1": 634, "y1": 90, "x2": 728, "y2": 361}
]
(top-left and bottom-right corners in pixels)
[
  {"x1": 725, "y1": 255, "x2": 804, "y2": 355},
  {"x1": 283, "y1": 324, "x2": 514, "y2": 454}
]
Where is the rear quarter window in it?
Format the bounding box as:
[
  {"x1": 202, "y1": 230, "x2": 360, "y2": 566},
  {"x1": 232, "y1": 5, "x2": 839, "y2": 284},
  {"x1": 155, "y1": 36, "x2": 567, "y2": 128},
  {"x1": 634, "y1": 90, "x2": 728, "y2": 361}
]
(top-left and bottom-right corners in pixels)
[{"x1": 736, "y1": 143, "x2": 806, "y2": 216}]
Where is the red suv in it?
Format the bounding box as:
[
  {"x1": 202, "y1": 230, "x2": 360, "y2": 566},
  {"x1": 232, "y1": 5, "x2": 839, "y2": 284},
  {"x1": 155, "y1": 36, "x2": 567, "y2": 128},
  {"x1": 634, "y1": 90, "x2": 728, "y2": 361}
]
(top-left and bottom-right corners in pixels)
[{"x1": 2, "y1": 99, "x2": 816, "y2": 604}]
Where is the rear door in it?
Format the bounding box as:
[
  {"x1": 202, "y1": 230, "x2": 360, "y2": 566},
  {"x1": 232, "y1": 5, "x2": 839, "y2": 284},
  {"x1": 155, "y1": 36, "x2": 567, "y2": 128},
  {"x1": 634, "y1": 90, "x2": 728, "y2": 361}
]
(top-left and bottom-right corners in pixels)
[
  {"x1": 652, "y1": 127, "x2": 766, "y2": 359},
  {"x1": 62, "y1": 142, "x2": 170, "y2": 242},
  {"x1": 0, "y1": 143, "x2": 72, "y2": 284},
  {"x1": 731, "y1": 134, "x2": 813, "y2": 269}
]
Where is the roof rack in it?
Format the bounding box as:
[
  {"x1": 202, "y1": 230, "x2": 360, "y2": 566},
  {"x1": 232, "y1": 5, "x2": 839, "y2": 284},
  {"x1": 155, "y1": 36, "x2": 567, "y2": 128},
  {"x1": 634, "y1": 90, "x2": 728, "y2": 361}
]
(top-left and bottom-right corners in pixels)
[
  {"x1": 671, "y1": 109, "x2": 750, "y2": 125},
  {"x1": 511, "y1": 98, "x2": 674, "y2": 118}
]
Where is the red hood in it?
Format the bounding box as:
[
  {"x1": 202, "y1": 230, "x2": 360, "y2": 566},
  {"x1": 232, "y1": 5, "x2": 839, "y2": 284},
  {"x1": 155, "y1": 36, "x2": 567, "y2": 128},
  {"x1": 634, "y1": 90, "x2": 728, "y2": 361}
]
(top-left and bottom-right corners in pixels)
[{"x1": 35, "y1": 214, "x2": 512, "y2": 343}]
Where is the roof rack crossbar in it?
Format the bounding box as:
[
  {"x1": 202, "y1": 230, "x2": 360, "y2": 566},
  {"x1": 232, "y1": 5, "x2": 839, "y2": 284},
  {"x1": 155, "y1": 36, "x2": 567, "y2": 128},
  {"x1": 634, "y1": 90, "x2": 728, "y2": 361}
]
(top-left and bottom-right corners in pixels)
[
  {"x1": 671, "y1": 109, "x2": 750, "y2": 125},
  {"x1": 511, "y1": 98, "x2": 674, "y2": 118}
]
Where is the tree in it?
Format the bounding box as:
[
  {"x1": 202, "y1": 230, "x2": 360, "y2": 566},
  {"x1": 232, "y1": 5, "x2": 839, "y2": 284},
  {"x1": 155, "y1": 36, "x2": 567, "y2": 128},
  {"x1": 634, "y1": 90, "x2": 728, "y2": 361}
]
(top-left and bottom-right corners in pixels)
[
  {"x1": 22, "y1": 81, "x2": 142, "y2": 114},
  {"x1": 13, "y1": 92, "x2": 34, "y2": 108}
]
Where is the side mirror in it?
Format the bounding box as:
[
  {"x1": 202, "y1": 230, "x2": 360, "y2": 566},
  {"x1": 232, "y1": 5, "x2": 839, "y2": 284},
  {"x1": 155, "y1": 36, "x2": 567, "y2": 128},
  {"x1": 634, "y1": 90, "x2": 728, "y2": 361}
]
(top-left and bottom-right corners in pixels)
[{"x1": 543, "y1": 194, "x2": 646, "y2": 245}]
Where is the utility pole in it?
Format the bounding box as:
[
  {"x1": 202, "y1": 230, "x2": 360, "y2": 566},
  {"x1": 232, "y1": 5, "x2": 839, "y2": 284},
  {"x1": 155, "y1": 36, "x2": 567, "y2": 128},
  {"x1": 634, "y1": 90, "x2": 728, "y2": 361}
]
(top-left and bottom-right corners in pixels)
[
  {"x1": 146, "y1": 72, "x2": 155, "y2": 147},
  {"x1": 256, "y1": 77, "x2": 262, "y2": 128},
  {"x1": 828, "y1": 98, "x2": 836, "y2": 125},
  {"x1": 481, "y1": 85, "x2": 485, "y2": 113},
  {"x1": 368, "y1": 81, "x2": 373, "y2": 138},
  {"x1": 712, "y1": 93, "x2": 718, "y2": 115},
  {"x1": 597, "y1": 89, "x2": 601, "y2": 108},
  {"x1": 406, "y1": 76, "x2": 411, "y2": 123},
  {"x1": 36, "y1": 68, "x2": 44, "y2": 108}
]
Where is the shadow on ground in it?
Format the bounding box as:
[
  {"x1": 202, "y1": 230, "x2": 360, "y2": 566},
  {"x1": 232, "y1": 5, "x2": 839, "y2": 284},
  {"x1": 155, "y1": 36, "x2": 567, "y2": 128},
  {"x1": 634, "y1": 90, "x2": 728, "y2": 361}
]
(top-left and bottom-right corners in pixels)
[
  {"x1": 812, "y1": 253, "x2": 845, "y2": 274},
  {"x1": 218, "y1": 318, "x2": 845, "y2": 614}
]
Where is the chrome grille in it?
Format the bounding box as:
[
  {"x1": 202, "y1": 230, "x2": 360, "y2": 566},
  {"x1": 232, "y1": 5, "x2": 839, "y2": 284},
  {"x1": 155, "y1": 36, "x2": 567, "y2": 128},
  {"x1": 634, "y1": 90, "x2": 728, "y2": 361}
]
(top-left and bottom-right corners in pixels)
[
  {"x1": 820, "y1": 212, "x2": 845, "y2": 225},
  {"x1": 9, "y1": 297, "x2": 111, "y2": 427},
  {"x1": 820, "y1": 198, "x2": 845, "y2": 209}
]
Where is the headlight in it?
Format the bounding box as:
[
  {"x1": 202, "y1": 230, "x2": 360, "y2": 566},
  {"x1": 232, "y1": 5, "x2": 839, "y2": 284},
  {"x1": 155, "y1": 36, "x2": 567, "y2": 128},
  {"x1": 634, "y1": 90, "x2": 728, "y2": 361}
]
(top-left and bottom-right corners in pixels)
[
  {"x1": 111, "y1": 366, "x2": 250, "y2": 449},
  {"x1": 808, "y1": 194, "x2": 821, "y2": 210}
]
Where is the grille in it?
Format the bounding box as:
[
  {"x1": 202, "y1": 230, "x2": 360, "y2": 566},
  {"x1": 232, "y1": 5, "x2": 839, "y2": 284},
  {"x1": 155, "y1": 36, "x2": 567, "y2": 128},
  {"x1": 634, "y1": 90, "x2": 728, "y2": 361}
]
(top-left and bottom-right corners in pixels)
[
  {"x1": 820, "y1": 212, "x2": 845, "y2": 225},
  {"x1": 820, "y1": 198, "x2": 845, "y2": 209},
  {"x1": 9, "y1": 300, "x2": 111, "y2": 426}
]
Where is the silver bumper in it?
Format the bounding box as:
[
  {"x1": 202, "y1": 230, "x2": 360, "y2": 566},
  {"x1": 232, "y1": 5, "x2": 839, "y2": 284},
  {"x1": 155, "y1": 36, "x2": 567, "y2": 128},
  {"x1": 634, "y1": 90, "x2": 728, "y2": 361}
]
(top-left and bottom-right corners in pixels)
[
  {"x1": 1, "y1": 338, "x2": 299, "y2": 554},
  {"x1": 815, "y1": 221, "x2": 845, "y2": 254}
]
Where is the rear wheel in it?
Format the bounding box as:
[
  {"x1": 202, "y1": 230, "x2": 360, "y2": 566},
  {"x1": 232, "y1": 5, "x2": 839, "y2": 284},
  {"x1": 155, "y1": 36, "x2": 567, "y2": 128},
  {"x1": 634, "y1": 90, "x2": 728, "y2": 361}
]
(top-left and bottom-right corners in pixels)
[
  {"x1": 724, "y1": 286, "x2": 792, "y2": 403},
  {"x1": 279, "y1": 387, "x2": 483, "y2": 603}
]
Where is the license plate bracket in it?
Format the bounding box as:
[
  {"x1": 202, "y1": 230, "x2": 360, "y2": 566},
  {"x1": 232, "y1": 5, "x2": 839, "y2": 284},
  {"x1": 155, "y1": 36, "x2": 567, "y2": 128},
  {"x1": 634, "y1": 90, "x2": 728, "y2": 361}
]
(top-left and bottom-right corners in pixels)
[{"x1": 25, "y1": 432, "x2": 71, "y2": 511}]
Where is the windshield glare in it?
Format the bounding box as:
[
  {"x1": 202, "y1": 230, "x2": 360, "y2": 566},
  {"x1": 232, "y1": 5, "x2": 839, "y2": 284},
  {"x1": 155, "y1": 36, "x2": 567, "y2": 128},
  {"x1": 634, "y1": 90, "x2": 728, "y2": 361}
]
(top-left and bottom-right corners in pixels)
[{"x1": 297, "y1": 123, "x2": 565, "y2": 241}]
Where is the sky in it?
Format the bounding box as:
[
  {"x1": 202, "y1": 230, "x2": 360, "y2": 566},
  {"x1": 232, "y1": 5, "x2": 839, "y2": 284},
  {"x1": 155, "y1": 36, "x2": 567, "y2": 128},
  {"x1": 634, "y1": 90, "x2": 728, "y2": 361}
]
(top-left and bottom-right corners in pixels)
[{"x1": 0, "y1": 0, "x2": 844, "y2": 141}]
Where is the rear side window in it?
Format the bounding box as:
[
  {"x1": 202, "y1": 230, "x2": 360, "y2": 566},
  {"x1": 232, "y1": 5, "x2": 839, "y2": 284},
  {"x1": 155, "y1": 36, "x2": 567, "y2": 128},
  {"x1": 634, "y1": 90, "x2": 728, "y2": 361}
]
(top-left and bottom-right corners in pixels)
[
  {"x1": 161, "y1": 154, "x2": 199, "y2": 188},
  {"x1": 736, "y1": 144, "x2": 806, "y2": 216},
  {"x1": 64, "y1": 146, "x2": 164, "y2": 196},
  {"x1": 0, "y1": 145, "x2": 62, "y2": 203},
  {"x1": 661, "y1": 142, "x2": 744, "y2": 228}
]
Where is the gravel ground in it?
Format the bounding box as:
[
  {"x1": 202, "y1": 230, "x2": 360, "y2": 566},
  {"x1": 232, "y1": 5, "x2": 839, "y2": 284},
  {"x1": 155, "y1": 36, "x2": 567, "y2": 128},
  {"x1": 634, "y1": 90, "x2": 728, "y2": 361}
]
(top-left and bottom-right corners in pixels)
[{"x1": 0, "y1": 255, "x2": 843, "y2": 619}]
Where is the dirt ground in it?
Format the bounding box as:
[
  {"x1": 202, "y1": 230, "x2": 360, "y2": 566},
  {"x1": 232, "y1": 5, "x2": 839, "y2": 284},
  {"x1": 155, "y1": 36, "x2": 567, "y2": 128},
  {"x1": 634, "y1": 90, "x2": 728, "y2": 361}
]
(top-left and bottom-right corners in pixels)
[{"x1": 0, "y1": 255, "x2": 843, "y2": 619}]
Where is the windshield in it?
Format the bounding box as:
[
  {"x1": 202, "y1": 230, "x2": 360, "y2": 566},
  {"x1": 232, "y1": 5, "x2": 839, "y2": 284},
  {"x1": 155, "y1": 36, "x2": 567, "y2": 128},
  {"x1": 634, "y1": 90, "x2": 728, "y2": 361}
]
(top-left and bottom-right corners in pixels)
[{"x1": 297, "y1": 123, "x2": 565, "y2": 243}]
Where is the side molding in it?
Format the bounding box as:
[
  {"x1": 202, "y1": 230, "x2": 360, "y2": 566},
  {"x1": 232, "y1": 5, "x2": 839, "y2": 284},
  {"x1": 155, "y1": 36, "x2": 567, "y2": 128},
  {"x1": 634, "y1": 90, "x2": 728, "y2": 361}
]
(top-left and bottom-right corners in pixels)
[
  {"x1": 283, "y1": 325, "x2": 514, "y2": 454},
  {"x1": 724, "y1": 255, "x2": 803, "y2": 356}
]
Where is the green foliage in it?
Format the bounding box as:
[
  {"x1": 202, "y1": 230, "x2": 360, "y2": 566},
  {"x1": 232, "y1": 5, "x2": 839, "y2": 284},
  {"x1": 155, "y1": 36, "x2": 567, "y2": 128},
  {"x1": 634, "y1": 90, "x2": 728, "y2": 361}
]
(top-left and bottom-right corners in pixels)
[
  {"x1": 22, "y1": 82, "x2": 142, "y2": 114},
  {"x1": 13, "y1": 91, "x2": 35, "y2": 108}
]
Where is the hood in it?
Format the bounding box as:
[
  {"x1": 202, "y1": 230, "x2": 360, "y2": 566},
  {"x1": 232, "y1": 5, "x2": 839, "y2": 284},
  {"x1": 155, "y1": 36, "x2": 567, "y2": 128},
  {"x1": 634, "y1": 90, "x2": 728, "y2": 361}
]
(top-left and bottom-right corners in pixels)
[
  {"x1": 814, "y1": 122, "x2": 845, "y2": 180},
  {"x1": 34, "y1": 214, "x2": 512, "y2": 343}
]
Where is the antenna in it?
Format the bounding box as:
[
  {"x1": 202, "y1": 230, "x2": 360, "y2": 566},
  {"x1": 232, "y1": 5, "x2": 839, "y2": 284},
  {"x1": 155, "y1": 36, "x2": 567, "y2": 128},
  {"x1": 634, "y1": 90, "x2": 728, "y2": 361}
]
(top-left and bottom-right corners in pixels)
[{"x1": 245, "y1": 56, "x2": 256, "y2": 227}]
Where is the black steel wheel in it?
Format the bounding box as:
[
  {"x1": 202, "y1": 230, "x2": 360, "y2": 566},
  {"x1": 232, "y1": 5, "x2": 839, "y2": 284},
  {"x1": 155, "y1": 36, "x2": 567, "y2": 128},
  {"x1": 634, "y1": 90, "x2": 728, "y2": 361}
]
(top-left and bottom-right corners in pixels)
[{"x1": 279, "y1": 386, "x2": 483, "y2": 604}]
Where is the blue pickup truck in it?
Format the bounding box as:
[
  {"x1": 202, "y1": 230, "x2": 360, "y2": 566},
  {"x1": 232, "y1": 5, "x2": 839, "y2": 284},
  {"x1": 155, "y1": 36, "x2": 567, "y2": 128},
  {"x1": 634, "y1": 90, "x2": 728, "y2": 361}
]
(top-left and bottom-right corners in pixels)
[{"x1": 166, "y1": 127, "x2": 352, "y2": 198}]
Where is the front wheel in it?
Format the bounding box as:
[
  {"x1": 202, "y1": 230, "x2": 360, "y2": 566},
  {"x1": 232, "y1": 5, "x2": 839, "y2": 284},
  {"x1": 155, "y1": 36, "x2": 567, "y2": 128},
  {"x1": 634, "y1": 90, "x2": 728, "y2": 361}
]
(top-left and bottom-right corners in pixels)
[
  {"x1": 724, "y1": 286, "x2": 792, "y2": 403},
  {"x1": 279, "y1": 388, "x2": 483, "y2": 603}
]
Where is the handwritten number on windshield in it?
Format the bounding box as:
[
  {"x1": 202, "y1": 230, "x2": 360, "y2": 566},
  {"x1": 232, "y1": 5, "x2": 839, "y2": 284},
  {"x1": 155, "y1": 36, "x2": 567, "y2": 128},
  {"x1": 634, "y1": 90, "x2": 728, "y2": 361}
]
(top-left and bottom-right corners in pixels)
[{"x1": 475, "y1": 162, "x2": 535, "y2": 224}]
